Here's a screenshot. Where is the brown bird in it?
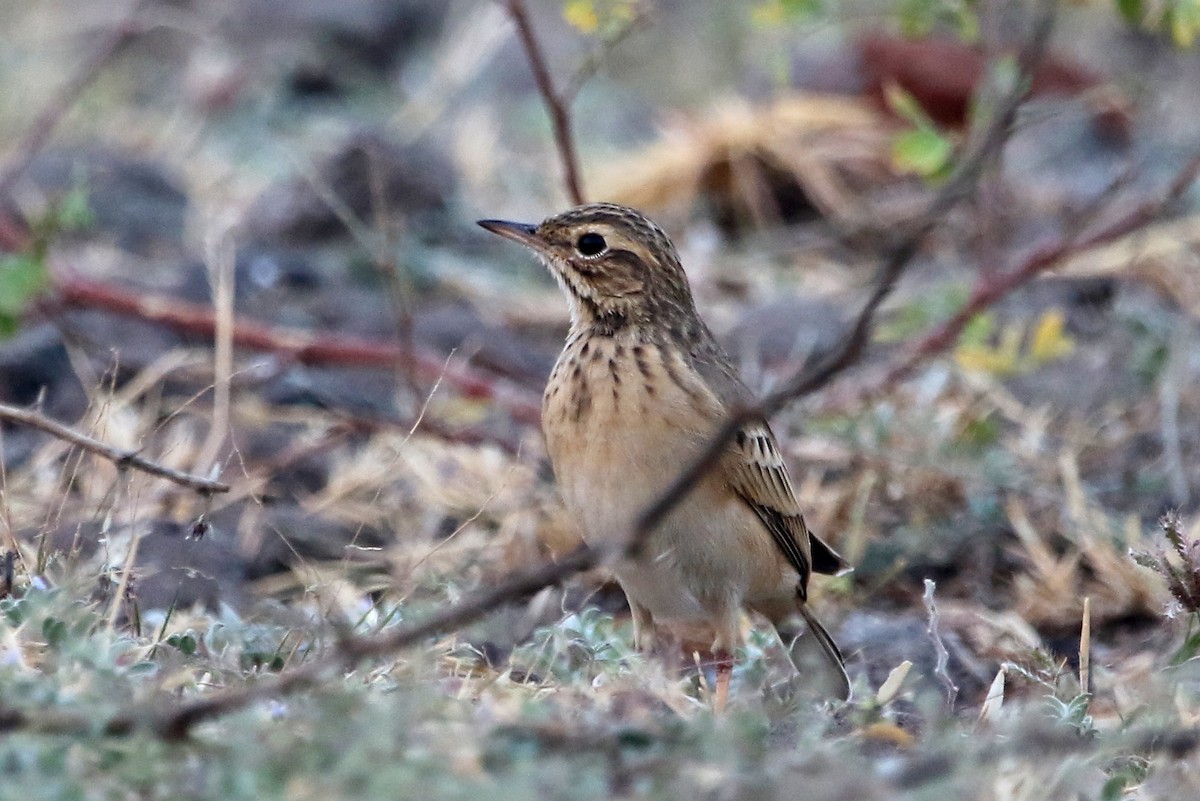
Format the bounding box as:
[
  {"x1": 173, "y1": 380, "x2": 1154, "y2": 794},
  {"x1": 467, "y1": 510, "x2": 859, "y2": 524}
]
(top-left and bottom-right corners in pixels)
[{"x1": 479, "y1": 203, "x2": 850, "y2": 707}]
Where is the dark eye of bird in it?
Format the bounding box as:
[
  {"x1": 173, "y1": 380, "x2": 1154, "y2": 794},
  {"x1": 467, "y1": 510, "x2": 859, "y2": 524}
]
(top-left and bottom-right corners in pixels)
[{"x1": 576, "y1": 232, "x2": 607, "y2": 257}]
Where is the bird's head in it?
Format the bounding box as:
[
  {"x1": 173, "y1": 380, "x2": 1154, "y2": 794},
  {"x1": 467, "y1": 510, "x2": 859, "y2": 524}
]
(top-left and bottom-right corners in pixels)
[{"x1": 478, "y1": 203, "x2": 696, "y2": 333}]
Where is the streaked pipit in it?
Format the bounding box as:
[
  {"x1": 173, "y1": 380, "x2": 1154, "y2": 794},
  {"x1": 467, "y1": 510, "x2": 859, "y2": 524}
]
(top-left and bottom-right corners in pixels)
[{"x1": 479, "y1": 203, "x2": 850, "y2": 706}]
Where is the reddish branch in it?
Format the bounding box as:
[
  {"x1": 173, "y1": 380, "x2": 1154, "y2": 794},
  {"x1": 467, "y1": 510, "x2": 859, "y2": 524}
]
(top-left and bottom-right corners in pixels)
[
  {"x1": 878, "y1": 153, "x2": 1200, "y2": 391},
  {"x1": 49, "y1": 275, "x2": 543, "y2": 425},
  {"x1": 504, "y1": 0, "x2": 586, "y2": 205}
]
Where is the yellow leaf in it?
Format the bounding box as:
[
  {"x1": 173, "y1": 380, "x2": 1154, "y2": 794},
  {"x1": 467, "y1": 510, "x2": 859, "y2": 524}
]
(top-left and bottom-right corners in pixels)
[
  {"x1": 1173, "y1": 13, "x2": 1196, "y2": 48},
  {"x1": 613, "y1": 0, "x2": 638, "y2": 23},
  {"x1": 563, "y1": 0, "x2": 600, "y2": 33},
  {"x1": 1029, "y1": 308, "x2": 1075, "y2": 363},
  {"x1": 955, "y1": 343, "x2": 1018, "y2": 375},
  {"x1": 751, "y1": 2, "x2": 787, "y2": 26}
]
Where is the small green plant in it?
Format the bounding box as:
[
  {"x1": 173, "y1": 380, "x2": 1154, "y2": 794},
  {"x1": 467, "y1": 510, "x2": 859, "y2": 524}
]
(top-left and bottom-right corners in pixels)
[
  {"x1": 1117, "y1": 0, "x2": 1200, "y2": 47},
  {"x1": 509, "y1": 607, "x2": 638, "y2": 684},
  {"x1": 0, "y1": 185, "x2": 92, "y2": 336}
]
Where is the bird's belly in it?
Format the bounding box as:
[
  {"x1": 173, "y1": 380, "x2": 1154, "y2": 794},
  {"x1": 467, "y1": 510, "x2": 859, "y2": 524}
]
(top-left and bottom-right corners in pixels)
[
  {"x1": 544, "y1": 345, "x2": 718, "y2": 550},
  {"x1": 543, "y1": 338, "x2": 796, "y2": 626},
  {"x1": 610, "y1": 496, "x2": 759, "y2": 624},
  {"x1": 545, "y1": 368, "x2": 776, "y2": 622}
]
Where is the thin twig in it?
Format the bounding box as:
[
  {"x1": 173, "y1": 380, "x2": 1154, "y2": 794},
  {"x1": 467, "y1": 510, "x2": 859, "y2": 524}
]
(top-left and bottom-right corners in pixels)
[
  {"x1": 504, "y1": 0, "x2": 586, "y2": 204},
  {"x1": 105, "y1": 473, "x2": 144, "y2": 633},
  {"x1": 365, "y1": 146, "x2": 421, "y2": 400},
  {"x1": 0, "y1": 402, "x2": 229, "y2": 494},
  {"x1": 193, "y1": 223, "x2": 235, "y2": 475},
  {"x1": 0, "y1": 2, "x2": 145, "y2": 201}
]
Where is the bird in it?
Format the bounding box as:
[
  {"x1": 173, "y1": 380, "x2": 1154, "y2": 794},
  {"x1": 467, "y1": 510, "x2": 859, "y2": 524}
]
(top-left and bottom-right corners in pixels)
[{"x1": 478, "y1": 203, "x2": 850, "y2": 708}]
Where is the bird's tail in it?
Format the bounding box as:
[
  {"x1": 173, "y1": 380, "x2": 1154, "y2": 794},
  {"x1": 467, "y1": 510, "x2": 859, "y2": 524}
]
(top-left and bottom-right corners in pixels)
[{"x1": 774, "y1": 605, "x2": 851, "y2": 701}]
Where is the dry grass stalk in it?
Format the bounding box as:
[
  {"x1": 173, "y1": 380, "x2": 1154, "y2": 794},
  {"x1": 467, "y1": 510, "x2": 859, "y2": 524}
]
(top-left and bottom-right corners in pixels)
[
  {"x1": 1009, "y1": 457, "x2": 1166, "y2": 628},
  {"x1": 1080, "y1": 596, "x2": 1091, "y2": 695}
]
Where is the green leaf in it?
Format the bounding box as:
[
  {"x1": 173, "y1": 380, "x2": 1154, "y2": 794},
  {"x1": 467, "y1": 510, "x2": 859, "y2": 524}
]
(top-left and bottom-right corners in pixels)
[
  {"x1": 1116, "y1": 0, "x2": 1144, "y2": 25},
  {"x1": 898, "y1": 0, "x2": 939, "y2": 37},
  {"x1": 1170, "y1": 622, "x2": 1200, "y2": 664},
  {"x1": 958, "y1": 415, "x2": 1000, "y2": 449},
  {"x1": 0, "y1": 253, "x2": 49, "y2": 335},
  {"x1": 56, "y1": 187, "x2": 94, "y2": 232},
  {"x1": 892, "y1": 128, "x2": 953, "y2": 176},
  {"x1": 883, "y1": 84, "x2": 935, "y2": 130},
  {"x1": 168, "y1": 632, "x2": 198, "y2": 655},
  {"x1": 959, "y1": 311, "x2": 995, "y2": 347},
  {"x1": 951, "y1": 2, "x2": 980, "y2": 42},
  {"x1": 42, "y1": 617, "x2": 68, "y2": 647},
  {"x1": 779, "y1": 0, "x2": 822, "y2": 18},
  {"x1": 1171, "y1": 0, "x2": 1200, "y2": 48}
]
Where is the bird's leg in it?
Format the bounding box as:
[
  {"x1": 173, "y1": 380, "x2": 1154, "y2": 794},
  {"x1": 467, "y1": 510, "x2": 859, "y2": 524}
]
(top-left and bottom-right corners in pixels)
[
  {"x1": 712, "y1": 649, "x2": 733, "y2": 714},
  {"x1": 628, "y1": 600, "x2": 657, "y2": 652}
]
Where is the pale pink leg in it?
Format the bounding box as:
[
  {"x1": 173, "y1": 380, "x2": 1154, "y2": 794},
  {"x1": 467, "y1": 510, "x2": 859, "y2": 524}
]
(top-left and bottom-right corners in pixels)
[{"x1": 712, "y1": 649, "x2": 733, "y2": 714}]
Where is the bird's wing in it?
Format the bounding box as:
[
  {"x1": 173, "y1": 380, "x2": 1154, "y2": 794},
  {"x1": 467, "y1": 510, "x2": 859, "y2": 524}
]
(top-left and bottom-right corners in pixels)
[
  {"x1": 725, "y1": 422, "x2": 820, "y2": 595},
  {"x1": 689, "y1": 340, "x2": 849, "y2": 585}
]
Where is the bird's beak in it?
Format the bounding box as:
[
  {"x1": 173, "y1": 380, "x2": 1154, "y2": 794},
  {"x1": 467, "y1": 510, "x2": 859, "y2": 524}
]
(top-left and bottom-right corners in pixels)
[{"x1": 477, "y1": 219, "x2": 540, "y2": 249}]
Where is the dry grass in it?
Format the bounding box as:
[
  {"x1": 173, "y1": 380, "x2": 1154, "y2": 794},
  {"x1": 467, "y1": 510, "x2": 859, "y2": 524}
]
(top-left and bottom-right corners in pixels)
[{"x1": 593, "y1": 94, "x2": 909, "y2": 230}]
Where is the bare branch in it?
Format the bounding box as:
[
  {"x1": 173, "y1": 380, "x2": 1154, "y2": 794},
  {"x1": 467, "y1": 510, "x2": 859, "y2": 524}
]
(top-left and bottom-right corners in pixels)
[
  {"x1": 0, "y1": 402, "x2": 229, "y2": 494},
  {"x1": 877, "y1": 152, "x2": 1200, "y2": 391},
  {"x1": 504, "y1": 0, "x2": 586, "y2": 205}
]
